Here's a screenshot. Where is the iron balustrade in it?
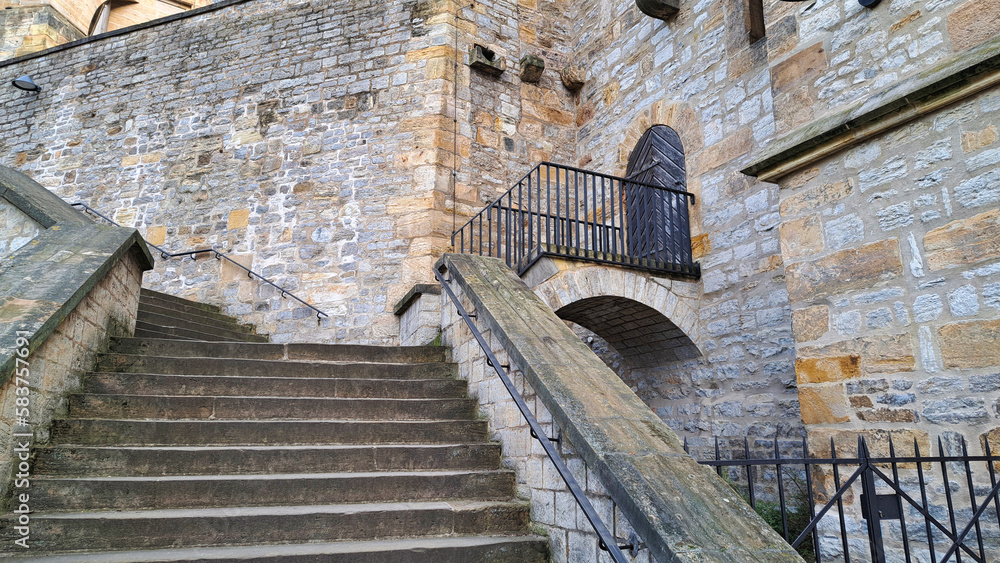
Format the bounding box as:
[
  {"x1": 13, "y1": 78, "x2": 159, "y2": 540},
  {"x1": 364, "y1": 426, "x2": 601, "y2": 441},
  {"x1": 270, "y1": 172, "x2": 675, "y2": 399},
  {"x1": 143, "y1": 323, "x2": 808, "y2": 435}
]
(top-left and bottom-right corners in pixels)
[
  {"x1": 687, "y1": 435, "x2": 1000, "y2": 563},
  {"x1": 452, "y1": 162, "x2": 700, "y2": 278},
  {"x1": 71, "y1": 203, "x2": 329, "y2": 323},
  {"x1": 435, "y1": 267, "x2": 635, "y2": 563}
]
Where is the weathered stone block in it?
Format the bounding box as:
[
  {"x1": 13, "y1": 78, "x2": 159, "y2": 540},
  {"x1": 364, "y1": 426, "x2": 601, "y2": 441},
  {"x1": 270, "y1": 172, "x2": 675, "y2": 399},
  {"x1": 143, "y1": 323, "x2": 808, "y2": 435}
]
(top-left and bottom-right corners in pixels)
[
  {"x1": 799, "y1": 385, "x2": 851, "y2": 424},
  {"x1": 792, "y1": 305, "x2": 828, "y2": 342},
  {"x1": 770, "y1": 42, "x2": 827, "y2": 92},
  {"x1": 947, "y1": 0, "x2": 1000, "y2": 51},
  {"x1": 559, "y1": 64, "x2": 585, "y2": 91},
  {"x1": 227, "y1": 209, "x2": 250, "y2": 230},
  {"x1": 519, "y1": 55, "x2": 545, "y2": 83},
  {"x1": 779, "y1": 214, "x2": 823, "y2": 260},
  {"x1": 785, "y1": 239, "x2": 903, "y2": 303},
  {"x1": 924, "y1": 209, "x2": 1000, "y2": 270},
  {"x1": 938, "y1": 318, "x2": 1000, "y2": 369},
  {"x1": 796, "y1": 355, "x2": 861, "y2": 384}
]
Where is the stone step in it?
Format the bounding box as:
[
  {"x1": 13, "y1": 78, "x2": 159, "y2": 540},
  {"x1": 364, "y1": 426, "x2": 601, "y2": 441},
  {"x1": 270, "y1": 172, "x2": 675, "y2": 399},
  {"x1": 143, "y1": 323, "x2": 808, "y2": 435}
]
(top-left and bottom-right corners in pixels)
[
  {"x1": 134, "y1": 321, "x2": 267, "y2": 343},
  {"x1": 68, "y1": 394, "x2": 478, "y2": 421},
  {"x1": 95, "y1": 354, "x2": 457, "y2": 379},
  {"x1": 139, "y1": 293, "x2": 241, "y2": 324},
  {"x1": 131, "y1": 327, "x2": 198, "y2": 341},
  {"x1": 109, "y1": 337, "x2": 449, "y2": 363},
  {"x1": 137, "y1": 311, "x2": 260, "y2": 340},
  {"x1": 140, "y1": 288, "x2": 223, "y2": 314},
  {"x1": 33, "y1": 444, "x2": 503, "y2": 476},
  {"x1": 31, "y1": 470, "x2": 516, "y2": 511},
  {"x1": 51, "y1": 419, "x2": 489, "y2": 446},
  {"x1": 138, "y1": 301, "x2": 257, "y2": 334},
  {"x1": 0, "y1": 501, "x2": 533, "y2": 553},
  {"x1": 82, "y1": 373, "x2": 469, "y2": 399},
  {"x1": 1, "y1": 535, "x2": 550, "y2": 562}
]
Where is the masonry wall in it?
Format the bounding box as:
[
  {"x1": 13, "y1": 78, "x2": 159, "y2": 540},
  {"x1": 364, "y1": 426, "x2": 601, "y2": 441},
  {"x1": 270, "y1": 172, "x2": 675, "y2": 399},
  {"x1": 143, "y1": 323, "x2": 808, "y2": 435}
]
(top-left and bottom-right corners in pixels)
[
  {"x1": 563, "y1": 0, "x2": 1000, "y2": 459},
  {"x1": 0, "y1": 0, "x2": 579, "y2": 345},
  {"x1": 0, "y1": 248, "x2": 144, "y2": 503},
  {"x1": 781, "y1": 86, "x2": 1000, "y2": 453},
  {"x1": 0, "y1": 197, "x2": 41, "y2": 255},
  {"x1": 0, "y1": 5, "x2": 83, "y2": 61}
]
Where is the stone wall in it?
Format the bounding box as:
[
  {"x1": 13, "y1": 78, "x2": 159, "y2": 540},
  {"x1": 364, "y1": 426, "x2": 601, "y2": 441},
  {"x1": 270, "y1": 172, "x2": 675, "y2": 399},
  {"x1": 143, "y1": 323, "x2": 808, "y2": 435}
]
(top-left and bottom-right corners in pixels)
[
  {"x1": 0, "y1": 0, "x2": 578, "y2": 345},
  {"x1": 780, "y1": 84, "x2": 1000, "y2": 452},
  {"x1": 0, "y1": 197, "x2": 41, "y2": 255},
  {"x1": 0, "y1": 247, "x2": 145, "y2": 503}
]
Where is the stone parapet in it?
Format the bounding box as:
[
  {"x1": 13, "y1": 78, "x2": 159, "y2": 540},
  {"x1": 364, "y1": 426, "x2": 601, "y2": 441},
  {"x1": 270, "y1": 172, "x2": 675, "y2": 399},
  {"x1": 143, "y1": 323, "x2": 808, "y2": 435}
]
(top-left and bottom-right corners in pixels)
[
  {"x1": 0, "y1": 167, "x2": 152, "y2": 506},
  {"x1": 439, "y1": 253, "x2": 801, "y2": 563}
]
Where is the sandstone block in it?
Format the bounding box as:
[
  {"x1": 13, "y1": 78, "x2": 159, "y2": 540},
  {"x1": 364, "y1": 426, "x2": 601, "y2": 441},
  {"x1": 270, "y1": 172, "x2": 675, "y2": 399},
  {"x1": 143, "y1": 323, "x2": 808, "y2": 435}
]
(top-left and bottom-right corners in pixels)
[
  {"x1": 227, "y1": 209, "x2": 250, "y2": 230},
  {"x1": 779, "y1": 214, "x2": 823, "y2": 260},
  {"x1": 924, "y1": 208, "x2": 1000, "y2": 270},
  {"x1": 938, "y1": 317, "x2": 1000, "y2": 369},
  {"x1": 785, "y1": 239, "x2": 903, "y2": 303},
  {"x1": 799, "y1": 385, "x2": 850, "y2": 424},
  {"x1": 796, "y1": 355, "x2": 860, "y2": 384},
  {"x1": 560, "y1": 64, "x2": 585, "y2": 91},
  {"x1": 961, "y1": 125, "x2": 998, "y2": 153},
  {"x1": 947, "y1": 0, "x2": 1000, "y2": 51},
  {"x1": 779, "y1": 179, "x2": 854, "y2": 216},
  {"x1": 771, "y1": 42, "x2": 827, "y2": 92},
  {"x1": 145, "y1": 226, "x2": 165, "y2": 246},
  {"x1": 980, "y1": 428, "x2": 1000, "y2": 468}
]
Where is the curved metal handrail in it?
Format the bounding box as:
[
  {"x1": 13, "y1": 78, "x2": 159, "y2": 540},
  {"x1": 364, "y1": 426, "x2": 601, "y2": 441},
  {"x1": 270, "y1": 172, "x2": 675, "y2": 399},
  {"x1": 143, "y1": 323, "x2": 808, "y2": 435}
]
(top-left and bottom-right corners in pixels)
[{"x1": 70, "y1": 203, "x2": 328, "y2": 323}]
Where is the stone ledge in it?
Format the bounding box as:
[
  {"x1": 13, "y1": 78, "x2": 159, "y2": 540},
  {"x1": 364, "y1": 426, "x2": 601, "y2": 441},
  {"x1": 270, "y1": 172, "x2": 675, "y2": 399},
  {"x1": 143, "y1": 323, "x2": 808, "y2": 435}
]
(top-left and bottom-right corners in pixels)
[
  {"x1": 392, "y1": 283, "x2": 441, "y2": 316},
  {"x1": 0, "y1": 167, "x2": 153, "y2": 387},
  {"x1": 438, "y1": 253, "x2": 801, "y2": 563},
  {"x1": 743, "y1": 34, "x2": 1000, "y2": 182}
]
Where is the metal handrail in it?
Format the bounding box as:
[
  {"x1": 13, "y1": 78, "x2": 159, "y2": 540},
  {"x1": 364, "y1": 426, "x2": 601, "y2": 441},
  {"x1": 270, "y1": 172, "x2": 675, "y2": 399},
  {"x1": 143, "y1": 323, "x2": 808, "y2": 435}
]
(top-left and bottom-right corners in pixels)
[
  {"x1": 435, "y1": 267, "x2": 633, "y2": 563},
  {"x1": 452, "y1": 162, "x2": 699, "y2": 278},
  {"x1": 71, "y1": 203, "x2": 328, "y2": 322}
]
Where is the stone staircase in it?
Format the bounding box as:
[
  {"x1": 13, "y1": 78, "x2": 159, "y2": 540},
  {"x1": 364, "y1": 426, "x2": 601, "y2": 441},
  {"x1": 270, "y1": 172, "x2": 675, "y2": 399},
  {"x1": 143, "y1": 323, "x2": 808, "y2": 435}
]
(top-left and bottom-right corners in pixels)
[{"x1": 3, "y1": 289, "x2": 548, "y2": 561}]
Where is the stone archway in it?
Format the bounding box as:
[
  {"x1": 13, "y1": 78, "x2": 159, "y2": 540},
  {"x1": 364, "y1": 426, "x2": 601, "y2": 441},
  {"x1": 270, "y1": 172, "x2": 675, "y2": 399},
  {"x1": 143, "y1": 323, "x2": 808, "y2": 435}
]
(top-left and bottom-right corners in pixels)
[{"x1": 525, "y1": 257, "x2": 704, "y2": 366}]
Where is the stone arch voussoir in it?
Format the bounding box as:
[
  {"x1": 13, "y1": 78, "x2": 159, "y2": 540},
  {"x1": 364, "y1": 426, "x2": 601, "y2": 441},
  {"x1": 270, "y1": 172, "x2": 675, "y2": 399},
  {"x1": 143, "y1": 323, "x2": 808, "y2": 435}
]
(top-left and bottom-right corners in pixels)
[{"x1": 530, "y1": 262, "x2": 704, "y2": 369}]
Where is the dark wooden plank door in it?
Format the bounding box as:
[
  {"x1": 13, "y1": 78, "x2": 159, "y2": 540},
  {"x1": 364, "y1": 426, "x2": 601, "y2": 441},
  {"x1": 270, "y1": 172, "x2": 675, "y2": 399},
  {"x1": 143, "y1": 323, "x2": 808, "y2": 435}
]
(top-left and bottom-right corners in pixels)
[{"x1": 625, "y1": 125, "x2": 690, "y2": 265}]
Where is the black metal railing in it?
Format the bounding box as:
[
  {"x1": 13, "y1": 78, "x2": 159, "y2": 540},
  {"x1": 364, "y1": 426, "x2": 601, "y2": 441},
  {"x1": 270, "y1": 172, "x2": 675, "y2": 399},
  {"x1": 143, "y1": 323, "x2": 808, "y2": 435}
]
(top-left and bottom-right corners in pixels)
[
  {"x1": 687, "y1": 435, "x2": 1000, "y2": 563},
  {"x1": 452, "y1": 162, "x2": 700, "y2": 278},
  {"x1": 435, "y1": 267, "x2": 635, "y2": 563},
  {"x1": 71, "y1": 203, "x2": 328, "y2": 323}
]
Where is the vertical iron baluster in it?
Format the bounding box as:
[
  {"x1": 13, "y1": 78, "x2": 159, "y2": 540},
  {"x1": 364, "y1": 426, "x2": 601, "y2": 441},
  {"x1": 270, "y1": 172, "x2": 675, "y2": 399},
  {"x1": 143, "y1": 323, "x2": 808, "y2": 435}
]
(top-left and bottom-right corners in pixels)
[
  {"x1": 535, "y1": 167, "x2": 542, "y2": 262},
  {"x1": 527, "y1": 171, "x2": 533, "y2": 268},
  {"x1": 546, "y1": 165, "x2": 552, "y2": 251},
  {"x1": 590, "y1": 174, "x2": 597, "y2": 255},
  {"x1": 574, "y1": 170, "x2": 580, "y2": 256},
  {"x1": 680, "y1": 191, "x2": 692, "y2": 272},
  {"x1": 745, "y1": 438, "x2": 756, "y2": 509},
  {"x1": 554, "y1": 165, "x2": 561, "y2": 247},
  {"x1": 478, "y1": 214, "x2": 483, "y2": 256},
  {"x1": 600, "y1": 176, "x2": 607, "y2": 258},
  {"x1": 610, "y1": 178, "x2": 617, "y2": 256},
  {"x1": 618, "y1": 180, "x2": 627, "y2": 265},
  {"x1": 939, "y1": 437, "x2": 962, "y2": 563},
  {"x1": 505, "y1": 194, "x2": 511, "y2": 266},
  {"x1": 859, "y1": 437, "x2": 886, "y2": 563},
  {"x1": 960, "y1": 437, "x2": 987, "y2": 560},
  {"x1": 715, "y1": 437, "x2": 723, "y2": 477},
  {"x1": 831, "y1": 439, "x2": 852, "y2": 563},
  {"x1": 888, "y1": 437, "x2": 913, "y2": 563},
  {"x1": 775, "y1": 439, "x2": 789, "y2": 541},
  {"x1": 916, "y1": 439, "x2": 937, "y2": 563},
  {"x1": 986, "y1": 440, "x2": 1000, "y2": 534},
  {"x1": 514, "y1": 180, "x2": 531, "y2": 271},
  {"x1": 460, "y1": 229, "x2": 465, "y2": 253},
  {"x1": 803, "y1": 438, "x2": 822, "y2": 563}
]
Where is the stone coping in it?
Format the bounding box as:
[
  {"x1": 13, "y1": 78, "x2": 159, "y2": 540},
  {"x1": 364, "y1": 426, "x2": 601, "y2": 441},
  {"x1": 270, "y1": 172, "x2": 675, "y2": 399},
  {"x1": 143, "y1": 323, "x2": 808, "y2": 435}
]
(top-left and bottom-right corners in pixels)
[
  {"x1": 438, "y1": 253, "x2": 801, "y2": 562},
  {"x1": 0, "y1": 167, "x2": 153, "y2": 386},
  {"x1": 0, "y1": 0, "x2": 256, "y2": 69},
  {"x1": 743, "y1": 34, "x2": 1000, "y2": 182},
  {"x1": 392, "y1": 283, "x2": 441, "y2": 316}
]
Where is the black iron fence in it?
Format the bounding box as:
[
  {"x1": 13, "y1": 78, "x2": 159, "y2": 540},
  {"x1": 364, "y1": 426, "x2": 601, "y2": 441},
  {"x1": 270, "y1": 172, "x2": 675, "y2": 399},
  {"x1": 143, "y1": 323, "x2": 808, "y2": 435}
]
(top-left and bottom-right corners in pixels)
[
  {"x1": 452, "y1": 162, "x2": 700, "y2": 278},
  {"x1": 687, "y1": 436, "x2": 1000, "y2": 563}
]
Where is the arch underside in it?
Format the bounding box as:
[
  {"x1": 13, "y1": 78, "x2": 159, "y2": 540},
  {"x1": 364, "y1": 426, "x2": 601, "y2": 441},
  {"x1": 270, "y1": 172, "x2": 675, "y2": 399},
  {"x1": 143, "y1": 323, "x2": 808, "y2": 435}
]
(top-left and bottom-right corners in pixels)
[{"x1": 556, "y1": 296, "x2": 699, "y2": 369}]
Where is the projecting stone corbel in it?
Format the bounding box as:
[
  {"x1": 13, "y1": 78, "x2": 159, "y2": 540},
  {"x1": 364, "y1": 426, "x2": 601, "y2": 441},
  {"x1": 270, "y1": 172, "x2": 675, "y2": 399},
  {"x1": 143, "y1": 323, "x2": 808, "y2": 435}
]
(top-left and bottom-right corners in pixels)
[
  {"x1": 635, "y1": 0, "x2": 679, "y2": 20},
  {"x1": 469, "y1": 44, "x2": 505, "y2": 76}
]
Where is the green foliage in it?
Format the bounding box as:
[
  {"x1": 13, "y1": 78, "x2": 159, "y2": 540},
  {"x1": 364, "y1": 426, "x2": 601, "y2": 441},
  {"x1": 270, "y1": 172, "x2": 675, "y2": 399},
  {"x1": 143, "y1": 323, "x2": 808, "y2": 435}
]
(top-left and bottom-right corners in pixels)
[{"x1": 721, "y1": 469, "x2": 816, "y2": 562}]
